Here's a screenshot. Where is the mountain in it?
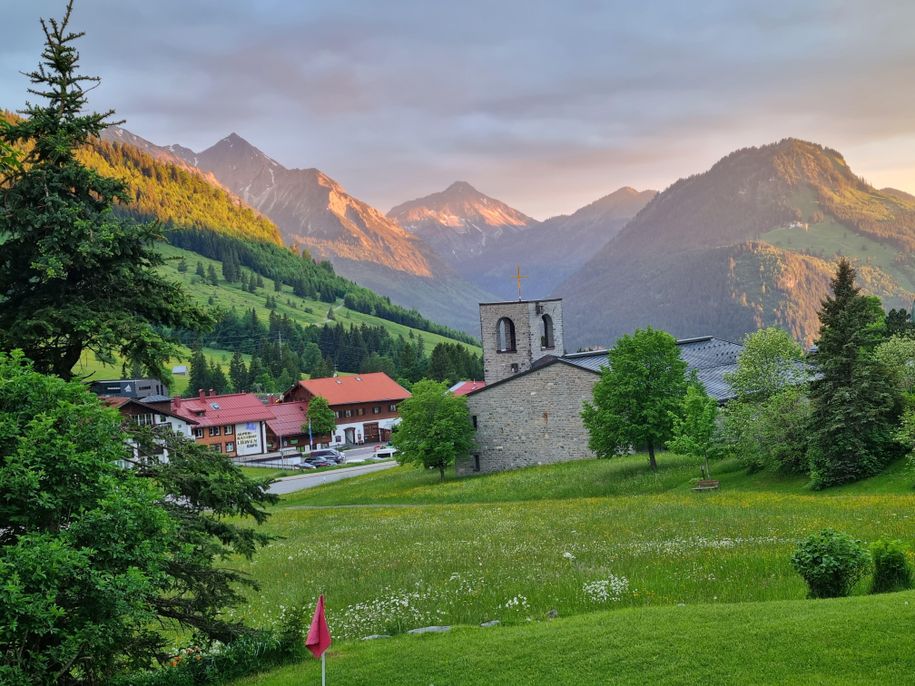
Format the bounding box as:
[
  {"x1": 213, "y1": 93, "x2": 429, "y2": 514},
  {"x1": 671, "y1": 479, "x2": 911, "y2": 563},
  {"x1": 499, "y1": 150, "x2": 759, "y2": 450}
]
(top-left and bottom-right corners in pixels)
[
  {"x1": 387, "y1": 181, "x2": 537, "y2": 262},
  {"x1": 180, "y1": 134, "x2": 493, "y2": 332},
  {"x1": 390, "y1": 185, "x2": 653, "y2": 299},
  {"x1": 558, "y1": 139, "x2": 915, "y2": 348}
]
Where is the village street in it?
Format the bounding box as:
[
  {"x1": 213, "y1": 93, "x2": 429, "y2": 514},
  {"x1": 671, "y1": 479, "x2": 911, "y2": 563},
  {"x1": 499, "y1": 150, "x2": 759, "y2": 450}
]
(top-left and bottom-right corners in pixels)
[{"x1": 267, "y1": 450, "x2": 397, "y2": 495}]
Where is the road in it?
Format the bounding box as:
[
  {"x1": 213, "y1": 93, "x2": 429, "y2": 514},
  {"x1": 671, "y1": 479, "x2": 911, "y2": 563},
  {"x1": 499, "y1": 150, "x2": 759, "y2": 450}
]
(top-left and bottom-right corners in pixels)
[{"x1": 268, "y1": 458, "x2": 397, "y2": 495}]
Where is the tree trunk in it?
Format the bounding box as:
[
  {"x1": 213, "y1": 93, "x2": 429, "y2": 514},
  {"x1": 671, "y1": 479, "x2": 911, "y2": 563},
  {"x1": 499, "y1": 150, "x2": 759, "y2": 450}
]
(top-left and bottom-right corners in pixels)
[
  {"x1": 439, "y1": 464, "x2": 445, "y2": 482},
  {"x1": 647, "y1": 441, "x2": 657, "y2": 472}
]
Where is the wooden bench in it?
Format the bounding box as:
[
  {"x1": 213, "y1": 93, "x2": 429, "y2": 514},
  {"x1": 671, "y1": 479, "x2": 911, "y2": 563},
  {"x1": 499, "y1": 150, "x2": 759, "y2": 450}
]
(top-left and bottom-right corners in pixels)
[{"x1": 693, "y1": 479, "x2": 720, "y2": 492}]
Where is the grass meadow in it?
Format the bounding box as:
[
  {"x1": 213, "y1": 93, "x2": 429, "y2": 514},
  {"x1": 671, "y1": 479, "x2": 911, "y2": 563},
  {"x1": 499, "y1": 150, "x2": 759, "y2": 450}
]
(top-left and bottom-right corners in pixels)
[{"x1": 224, "y1": 454, "x2": 915, "y2": 659}]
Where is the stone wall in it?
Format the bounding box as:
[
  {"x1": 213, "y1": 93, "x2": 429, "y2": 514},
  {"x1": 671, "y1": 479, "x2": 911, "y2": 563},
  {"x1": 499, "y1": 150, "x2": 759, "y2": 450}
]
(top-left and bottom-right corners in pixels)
[
  {"x1": 459, "y1": 360, "x2": 596, "y2": 475},
  {"x1": 479, "y1": 299, "x2": 564, "y2": 384}
]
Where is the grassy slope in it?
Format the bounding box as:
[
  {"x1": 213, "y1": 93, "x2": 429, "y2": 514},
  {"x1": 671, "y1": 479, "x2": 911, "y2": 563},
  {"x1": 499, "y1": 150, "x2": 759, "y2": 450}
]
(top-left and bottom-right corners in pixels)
[
  {"x1": 235, "y1": 591, "x2": 915, "y2": 686},
  {"x1": 156, "y1": 242, "x2": 480, "y2": 354},
  {"x1": 761, "y1": 219, "x2": 915, "y2": 292},
  {"x1": 227, "y1": 454, "x2": 915, "y2": 685}
]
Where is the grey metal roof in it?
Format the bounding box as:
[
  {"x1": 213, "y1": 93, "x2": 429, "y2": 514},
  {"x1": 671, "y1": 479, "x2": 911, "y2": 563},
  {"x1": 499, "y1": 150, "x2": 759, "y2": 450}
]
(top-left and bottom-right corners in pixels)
[
  {"x1": 138, "y1": 394, "x2": 172, "y2": 403},
  {"x1": 561, "y1": 336, "x2": 743, "y2": 402}
]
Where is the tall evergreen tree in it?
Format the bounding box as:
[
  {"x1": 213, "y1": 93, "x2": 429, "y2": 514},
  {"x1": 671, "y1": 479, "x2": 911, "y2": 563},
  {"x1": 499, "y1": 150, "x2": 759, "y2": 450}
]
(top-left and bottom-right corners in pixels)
[
  {"x1": 808, "y1": 259, "x2": 900, "y2": 487},
  {"x1": 187, "y1": 348, "x2": 210, "y2": 396},
  {"x1": 229, "y1": 349, "x2": 248, "y2": 391},
  {"x1": 206, "y1": 263, "x2": 219, "y2": 286},
  {"x1": 0, "y1": 2, "x2": 210, "y2": 380},
  {"x1": 195, "y1": 260, "x2": 206, "y2": 278}
]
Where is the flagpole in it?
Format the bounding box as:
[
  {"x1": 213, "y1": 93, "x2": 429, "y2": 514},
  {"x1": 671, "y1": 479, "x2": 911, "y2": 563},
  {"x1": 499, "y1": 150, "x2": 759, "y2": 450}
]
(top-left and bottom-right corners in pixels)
[{"x1": 321, "y1": 652, "x2": 326, "y2": 686}]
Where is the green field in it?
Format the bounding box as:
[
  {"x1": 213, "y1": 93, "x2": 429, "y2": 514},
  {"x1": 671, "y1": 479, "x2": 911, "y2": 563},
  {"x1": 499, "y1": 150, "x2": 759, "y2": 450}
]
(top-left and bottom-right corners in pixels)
[{"x1": 219, "y1": 454, "x2": 915, "y2": 685}]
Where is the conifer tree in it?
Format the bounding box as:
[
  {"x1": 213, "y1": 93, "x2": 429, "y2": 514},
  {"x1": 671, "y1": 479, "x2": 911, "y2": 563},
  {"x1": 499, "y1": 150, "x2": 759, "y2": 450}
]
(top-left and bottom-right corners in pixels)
[
  {"x1": 228, "y1": 349, "x2": 248, "y2": 391},
  {"x1": 207, "y1": 263, "x2": 219, "y2": 286},
  {"x1": 187, "y1": 347, "x2": 210, "y2": 395},
  {"x1": 0, "y1": 2, "x2": 209, "y2": 380},
  {"x1": 808, "y1": 259, "x2": 900, "y2": 487},
  {"x1": 177, "y1": 257, "x2": 188, "y2": 273},
  {"x1": 196, "y1": 260, "x2": 206, "y2": 277}
]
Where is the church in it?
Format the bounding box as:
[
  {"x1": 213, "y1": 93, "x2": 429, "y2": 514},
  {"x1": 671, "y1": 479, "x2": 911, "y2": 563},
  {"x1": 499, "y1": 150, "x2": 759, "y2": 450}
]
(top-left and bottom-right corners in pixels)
[{"x1": 458, "y1": 297, "x2": 743, "y2": 475}]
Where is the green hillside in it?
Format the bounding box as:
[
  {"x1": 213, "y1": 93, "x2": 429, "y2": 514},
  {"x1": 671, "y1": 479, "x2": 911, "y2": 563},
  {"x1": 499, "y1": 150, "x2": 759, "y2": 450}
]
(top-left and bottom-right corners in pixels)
[{"x1": 156, "y1": 242, "x2": 479, "y2": 354}]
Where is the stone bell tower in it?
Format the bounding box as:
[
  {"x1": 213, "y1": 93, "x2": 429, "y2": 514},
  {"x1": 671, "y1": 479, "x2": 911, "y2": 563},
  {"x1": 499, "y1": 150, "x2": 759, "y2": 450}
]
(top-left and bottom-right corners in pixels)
[{"x1": 479, "y1": 297, "x2": 564, "y2": 384}]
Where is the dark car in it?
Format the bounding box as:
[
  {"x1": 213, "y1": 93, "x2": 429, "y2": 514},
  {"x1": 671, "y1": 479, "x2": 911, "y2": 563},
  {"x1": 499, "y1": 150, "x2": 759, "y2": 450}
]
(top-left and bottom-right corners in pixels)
[
  {"x1": 295, "y1": 461, "x2": 316, "y2": 470},
  {"x1": 304, "y1": 456, "x2": 336, "y2": 468},
  {"x1": 308, "y1": 448, "x2": 346, "y2": 464}
]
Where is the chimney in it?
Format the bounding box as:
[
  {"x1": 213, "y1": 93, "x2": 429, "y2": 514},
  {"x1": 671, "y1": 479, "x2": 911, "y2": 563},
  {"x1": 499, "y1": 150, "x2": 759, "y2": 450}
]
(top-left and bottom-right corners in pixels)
[
  {"x1": 174, "y1": 397, "x2": 182, "y2": 409},
  {"x1": 208, "y1": 388, "x2": 215, "y2": 397},
  {"x1": 198, "y1": 389, "x2": 205, "y2": 401}
]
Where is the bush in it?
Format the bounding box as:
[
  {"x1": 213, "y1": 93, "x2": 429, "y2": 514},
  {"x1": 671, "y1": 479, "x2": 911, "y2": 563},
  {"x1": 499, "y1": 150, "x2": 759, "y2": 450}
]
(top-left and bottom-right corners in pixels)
[
  {"x1": 790, "y1": 529, "x2": 870, "y2": 598},
  {"x1": 870, "y1": 539, "x2": 913, "y2": 594}
]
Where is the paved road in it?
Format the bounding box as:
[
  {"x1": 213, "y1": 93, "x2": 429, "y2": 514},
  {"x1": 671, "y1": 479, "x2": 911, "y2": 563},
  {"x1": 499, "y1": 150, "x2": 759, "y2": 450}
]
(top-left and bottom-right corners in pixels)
[{"x1": 268, "y1": 459, "x2": 397, "y2": 495}]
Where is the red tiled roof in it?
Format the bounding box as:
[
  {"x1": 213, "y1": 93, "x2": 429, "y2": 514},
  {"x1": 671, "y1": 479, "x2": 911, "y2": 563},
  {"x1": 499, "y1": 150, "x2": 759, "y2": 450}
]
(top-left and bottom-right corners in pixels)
[
  {"x1": 449, "y1": 380, "x2": 486, "y2": 396},
  {"x1": 265, "y1": 401, "x2": 309, "y2": 437},
  {"x1": 171, "y1": 392, "x2": 275, "y2": 428},
  {"x1": 290, "y1": 373, "x2": 410, "y2": 406}
]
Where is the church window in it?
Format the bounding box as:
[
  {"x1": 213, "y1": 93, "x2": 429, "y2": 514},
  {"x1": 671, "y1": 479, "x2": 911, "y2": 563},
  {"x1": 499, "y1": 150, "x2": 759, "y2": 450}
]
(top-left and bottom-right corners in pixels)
[
  {"x1": 473, "y1": 454, "x2": 481, "y2": 472},
  {"x1": 472, "y1": 415, "x2": 478, "y2": 429},
  {"x1": 496, "y1": 317, "x2": 516, "y2": 352},
  {"x1": 541, "y1": 314, "x2": 555, "y2": 349}
]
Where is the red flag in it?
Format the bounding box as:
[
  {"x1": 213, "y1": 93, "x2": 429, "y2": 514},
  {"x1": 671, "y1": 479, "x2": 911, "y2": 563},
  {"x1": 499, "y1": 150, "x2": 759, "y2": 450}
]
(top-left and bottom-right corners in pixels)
[{"x1": 306, "y1": 594, "x2": 332, "y2": 658}]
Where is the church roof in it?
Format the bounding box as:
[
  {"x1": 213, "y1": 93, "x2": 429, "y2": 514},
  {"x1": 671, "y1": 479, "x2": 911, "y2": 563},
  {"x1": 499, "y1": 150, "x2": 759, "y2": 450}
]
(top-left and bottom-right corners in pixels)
[
  {"x1": 470, "y1": 336, "x2": 743, "y2": 402},
  {"x1": 560, "y1": 336, "x2": 743, "y2": 401}
]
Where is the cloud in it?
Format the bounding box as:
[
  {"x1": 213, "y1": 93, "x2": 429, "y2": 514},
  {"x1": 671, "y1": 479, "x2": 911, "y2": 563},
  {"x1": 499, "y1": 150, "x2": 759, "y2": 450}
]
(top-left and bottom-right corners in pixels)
[{"x1": 2, "y1": 0, "x2": 915, "y2": 218}]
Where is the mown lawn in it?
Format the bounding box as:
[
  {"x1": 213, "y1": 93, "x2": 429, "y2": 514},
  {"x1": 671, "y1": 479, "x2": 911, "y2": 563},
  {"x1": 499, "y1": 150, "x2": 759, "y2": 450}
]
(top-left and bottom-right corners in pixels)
[
  {"x1": 227, "y1": 454, "x2": 915, "y2": 644},
  {"x1": 231, "y1": 591, "x2": 915, "y2": 685}
]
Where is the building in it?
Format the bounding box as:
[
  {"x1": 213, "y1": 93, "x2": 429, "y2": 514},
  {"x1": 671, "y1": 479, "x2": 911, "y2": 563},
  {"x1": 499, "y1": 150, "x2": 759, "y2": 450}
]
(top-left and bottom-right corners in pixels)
[
  {"x1": 460, "y1": 297, "x2": 743, "y2": 475},
  {"x1": 105, "y1": 396, "x2": 196, "y2": 438},
  {"x1": 480, "y1": 298, "x2": 564, "y2": 384},
  {"x1": 264, "y1": 401, "x2": 312, "y2": 452},
  {"x1": 170, "y1": 390, "x2": 274, "y2": 457},
  {"x1": 282, "y1": 372, "x2": 411, "y2": 445},
  {"x1": 449, "y1": 380, "x2": 486, "y2": 396},
  {"x1": 90, "y1": 377, "x2": 168, "y2": 400}
]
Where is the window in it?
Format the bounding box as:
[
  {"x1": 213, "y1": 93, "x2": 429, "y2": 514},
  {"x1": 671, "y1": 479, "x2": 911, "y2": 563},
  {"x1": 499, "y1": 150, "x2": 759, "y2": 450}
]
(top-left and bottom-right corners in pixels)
[
  {"x1": 373, "y1": 406, "x2": 381, "y2": 414},
  {"x1": 224, "y1": 425, "x2": 234, "y2": 435},
  {"x1": 135, "y1": 413, "x2": 155, "y2": 426},
  {"x1": 210, "y1": 444, "x2": 222, "y2": 453},
  {"x1": 472, "y1": 415, "x2": 478, "y2": 429},
  {"x1": 541, "y1": 314, "x2": 555, "y2": 349},
  {"x1": 357, "y1": 408, "x2": 364, "y2": 416},
  {"x1": 389, "y1": 404, "x2": 397, "y2": 412},
  {"x1": 208, "y1": 426, "x2": 221, "y2": 437},
  {"x1": 496, "y1": 317, "x2": 516, "y2": 352},
  {"x1": 193, "y1": 427, "x2": 204, "y2": 439},
  {"x1": 473, "y1": 454, "x2": 481, "y2": 472},
  {"x1": 225, "y1": 442, "x2": 235, "y2": 453},
  {"x1": 510, "y1": 363, "x2": 520, "y2": 373},
  {"x1": 335, "y1": 410, "x2": 343, "y2": 419},
  {"x1": 344, "y1": 409, "x2": 352, "y2": 418}
]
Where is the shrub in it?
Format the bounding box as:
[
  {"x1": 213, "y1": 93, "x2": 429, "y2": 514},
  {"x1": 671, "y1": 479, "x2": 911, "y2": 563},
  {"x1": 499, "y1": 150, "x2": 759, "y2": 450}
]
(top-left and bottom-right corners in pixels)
[
  {"x1": 870, "y1": 539, "x2": 913, "y2": 594},
  {"x1": 790, "y1": 529, "x2": 870, "y2": 598}
]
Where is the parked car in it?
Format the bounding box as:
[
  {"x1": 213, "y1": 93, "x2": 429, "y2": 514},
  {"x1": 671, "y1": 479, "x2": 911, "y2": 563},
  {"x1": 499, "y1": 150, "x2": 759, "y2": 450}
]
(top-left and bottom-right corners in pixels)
[
  {"x1": 304, "y1": 456, "x2": 336, "y2": 468},
  {"x1": 295, "y1": 461, "x2": 316, "y2": 470},
  {"x1": 308, "y1": 448, "x2": 346, "y2": 464},
  {"x1": 372, "y1": 445, "x2": 398, "y2": 459}
]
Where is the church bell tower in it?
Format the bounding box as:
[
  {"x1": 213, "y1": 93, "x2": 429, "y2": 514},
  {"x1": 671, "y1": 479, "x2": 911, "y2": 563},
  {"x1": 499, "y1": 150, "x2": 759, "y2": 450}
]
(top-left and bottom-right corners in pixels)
[{"x1": 479, "y1": 297, "x2": 564, "y2": 384}]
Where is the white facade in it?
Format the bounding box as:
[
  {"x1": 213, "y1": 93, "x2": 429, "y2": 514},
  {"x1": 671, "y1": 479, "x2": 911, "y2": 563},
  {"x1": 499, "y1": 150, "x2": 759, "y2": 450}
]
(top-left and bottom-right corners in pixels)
[
  {"x1": 235, "y1": 421, "x2": 266, "y2": 456},
  {"x1": 329, "y1": 417, "x2": 401, "y2": 446}
]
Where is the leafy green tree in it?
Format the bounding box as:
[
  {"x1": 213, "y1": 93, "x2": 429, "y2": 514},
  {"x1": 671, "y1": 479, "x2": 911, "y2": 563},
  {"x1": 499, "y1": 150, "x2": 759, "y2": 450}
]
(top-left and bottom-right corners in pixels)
[
  {"x1": 808, "y1": 259, "x2": 900, "y2": 487},
  {"x1": 392, "y1": 380, "x2": 474, "y2": 481},
  {"x1": 874, "y1": 335, "x2": 915, "y2": 394},
  {"x1": 0, "y1": 3, "x2": 210, "y2": 381},
  {"x1": 582, "y1": 327, "x2": 688, "y2": 471},
  {"x1": 305, "y1": 395, "x2": 337, "y2": 444},
  {"x1": 726, "y1": 327, "x2": 806, "y2": 401},
  {"x1": 0, "y1": 351, "x2": 275, "y2": 683},
  {"x1": 667, "y1": 380, "x2": 720, "y2": 478}
]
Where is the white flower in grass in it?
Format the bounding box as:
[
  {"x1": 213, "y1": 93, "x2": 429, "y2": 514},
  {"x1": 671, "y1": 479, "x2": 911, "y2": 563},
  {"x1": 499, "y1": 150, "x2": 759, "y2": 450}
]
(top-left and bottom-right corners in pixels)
[{"x1": 563, "y1": 551, "x2": 576, "y2": 561}]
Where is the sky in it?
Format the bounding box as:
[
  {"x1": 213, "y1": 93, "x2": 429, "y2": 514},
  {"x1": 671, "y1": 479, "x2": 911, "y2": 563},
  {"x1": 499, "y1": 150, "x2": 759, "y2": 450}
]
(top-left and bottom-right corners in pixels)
[{"x1": 3, "y1": 1, "x2": 915, "y2": 219}]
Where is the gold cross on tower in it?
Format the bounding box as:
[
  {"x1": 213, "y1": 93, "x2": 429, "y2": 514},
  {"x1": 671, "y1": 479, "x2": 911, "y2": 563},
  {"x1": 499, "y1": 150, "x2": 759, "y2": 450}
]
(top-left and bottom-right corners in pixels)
[{"x1": 512, "y1": 265, "x2": 528, "y2": 300}]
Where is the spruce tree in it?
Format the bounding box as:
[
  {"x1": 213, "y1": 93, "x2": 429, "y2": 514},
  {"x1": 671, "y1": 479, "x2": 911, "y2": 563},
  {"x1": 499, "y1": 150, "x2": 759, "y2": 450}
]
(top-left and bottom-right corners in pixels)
[
  {"x1": 808, "y1": 259, "x2": 900, "y2": 487},
  {"x1": 187, "y1": 347, "x2": 210, "y2": 395},
  {"x1": 207, "y1": 264, "x2": 219, "y2": 286},
  {"x1": 229, "y1": 349, "x2": 248, "y2": 391},
  {"x1": 196, "y1": 261, "x2": 206, "y2": 278},
  {"x1": 0, "y1": 2, "x2": 210, "y2": 380}
]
